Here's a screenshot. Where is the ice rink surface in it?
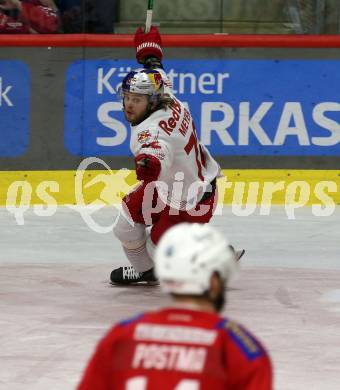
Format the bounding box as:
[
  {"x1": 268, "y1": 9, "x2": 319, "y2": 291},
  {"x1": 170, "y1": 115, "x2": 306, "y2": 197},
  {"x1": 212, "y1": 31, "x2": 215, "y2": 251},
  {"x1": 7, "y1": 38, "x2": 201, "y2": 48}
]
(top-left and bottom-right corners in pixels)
[{"x1": 1, "y1": 205, "x2": 339, "y2": 390}]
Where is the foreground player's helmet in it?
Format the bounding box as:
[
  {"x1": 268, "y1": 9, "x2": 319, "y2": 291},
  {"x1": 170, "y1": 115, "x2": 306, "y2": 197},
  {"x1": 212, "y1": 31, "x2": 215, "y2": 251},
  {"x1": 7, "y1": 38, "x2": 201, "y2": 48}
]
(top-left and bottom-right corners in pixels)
[
  {"x1": 119, "y1": 69, "x2": 164, "y2": 103},
  {"x1": 155, "y1": 223, "x2": 237, "y2": 295}
]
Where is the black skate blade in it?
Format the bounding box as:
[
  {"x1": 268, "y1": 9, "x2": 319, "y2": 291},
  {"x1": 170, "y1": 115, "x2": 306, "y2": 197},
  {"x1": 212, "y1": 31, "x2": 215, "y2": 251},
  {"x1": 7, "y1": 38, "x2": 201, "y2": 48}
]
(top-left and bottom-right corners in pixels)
[{"x1": 110, "y1": 280, "x2": 159, "y2": 287}]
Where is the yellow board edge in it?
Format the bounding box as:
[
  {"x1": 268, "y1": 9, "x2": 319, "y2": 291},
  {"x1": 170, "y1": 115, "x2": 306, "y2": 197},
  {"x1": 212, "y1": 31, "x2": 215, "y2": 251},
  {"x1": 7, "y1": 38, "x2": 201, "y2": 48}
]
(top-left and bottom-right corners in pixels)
[{"x1": 0, "y1": 169, "x2": 339, "y2": 206}]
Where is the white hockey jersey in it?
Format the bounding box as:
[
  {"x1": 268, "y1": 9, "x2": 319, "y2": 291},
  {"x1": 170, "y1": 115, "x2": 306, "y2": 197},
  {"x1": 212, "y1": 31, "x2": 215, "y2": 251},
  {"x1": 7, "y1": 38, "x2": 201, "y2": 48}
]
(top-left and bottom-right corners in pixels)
[{"x1": 130, "y1": 70, "x2": 220, "y2": 210}]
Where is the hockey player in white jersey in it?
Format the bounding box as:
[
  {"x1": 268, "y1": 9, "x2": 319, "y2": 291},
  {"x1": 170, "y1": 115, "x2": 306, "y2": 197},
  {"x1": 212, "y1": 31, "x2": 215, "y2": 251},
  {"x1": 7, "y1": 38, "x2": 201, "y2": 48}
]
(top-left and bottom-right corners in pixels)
[{"x1": 110, "y1": 26, "x2": 222, "y2": 285}]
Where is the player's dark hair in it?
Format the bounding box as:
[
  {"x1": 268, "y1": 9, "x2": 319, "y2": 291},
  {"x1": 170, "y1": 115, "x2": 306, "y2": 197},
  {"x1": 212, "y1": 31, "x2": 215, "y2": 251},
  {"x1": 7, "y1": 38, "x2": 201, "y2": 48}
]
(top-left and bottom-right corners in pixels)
[{"x1": 153, "y1": 93, "x2": 174, "y2": 111}]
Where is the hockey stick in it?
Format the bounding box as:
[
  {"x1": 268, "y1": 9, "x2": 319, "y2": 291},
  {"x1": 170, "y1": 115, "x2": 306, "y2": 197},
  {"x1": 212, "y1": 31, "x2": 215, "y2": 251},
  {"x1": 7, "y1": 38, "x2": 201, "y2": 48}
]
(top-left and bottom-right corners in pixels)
[
  {"x1": 229, "y1": 245, "x2": 246, "y2": 262},
  {"x1": 145, "y1": 0, "x2": 154, "y2": 32},
  {"x1": 235, "y1": 249, "x2": 245, "y2": 262}
]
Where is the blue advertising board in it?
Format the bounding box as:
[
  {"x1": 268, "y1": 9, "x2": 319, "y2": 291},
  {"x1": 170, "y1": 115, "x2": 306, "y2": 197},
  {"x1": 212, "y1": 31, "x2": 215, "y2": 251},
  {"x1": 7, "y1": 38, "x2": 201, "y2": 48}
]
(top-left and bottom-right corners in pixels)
[
  {"x1": 0, "y1": 61, "x2": 30, "y2": 157},
  {"x1": 64, "y1": 59, "x2": 340, "y2": 156}
]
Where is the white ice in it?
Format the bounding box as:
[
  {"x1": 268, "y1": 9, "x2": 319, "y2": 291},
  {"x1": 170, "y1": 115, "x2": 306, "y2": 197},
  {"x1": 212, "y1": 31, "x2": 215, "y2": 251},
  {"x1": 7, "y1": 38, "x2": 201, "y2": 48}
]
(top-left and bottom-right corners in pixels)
[{"x1": 0, "y1": 206, "x2": 339, "y2": 390}]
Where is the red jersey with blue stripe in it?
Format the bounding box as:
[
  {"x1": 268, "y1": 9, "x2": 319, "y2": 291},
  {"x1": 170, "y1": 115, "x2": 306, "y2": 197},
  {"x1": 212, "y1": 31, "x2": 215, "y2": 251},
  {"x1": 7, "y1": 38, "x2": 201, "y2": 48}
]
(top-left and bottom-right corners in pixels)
[{"x1": 78, "y1": 307, "x2": 273, "y2": 390}]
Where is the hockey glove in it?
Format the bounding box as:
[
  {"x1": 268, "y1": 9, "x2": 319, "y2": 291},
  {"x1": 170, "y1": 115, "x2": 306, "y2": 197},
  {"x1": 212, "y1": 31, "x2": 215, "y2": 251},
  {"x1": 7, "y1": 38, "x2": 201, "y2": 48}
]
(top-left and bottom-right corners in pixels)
[
  {"x1": 135, "y1": 153, "x2": 161, "y2": 182},
  {"x1": 134, "y1": 25, "x2": 163, "y2": 64}
]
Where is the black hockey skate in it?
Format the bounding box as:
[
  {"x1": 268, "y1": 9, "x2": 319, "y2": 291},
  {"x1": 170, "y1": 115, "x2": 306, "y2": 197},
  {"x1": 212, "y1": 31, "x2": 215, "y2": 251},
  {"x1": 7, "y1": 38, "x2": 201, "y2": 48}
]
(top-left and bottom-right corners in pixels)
[{"x1": 110, "y1": 266, "x2": 159, "y2": 285}]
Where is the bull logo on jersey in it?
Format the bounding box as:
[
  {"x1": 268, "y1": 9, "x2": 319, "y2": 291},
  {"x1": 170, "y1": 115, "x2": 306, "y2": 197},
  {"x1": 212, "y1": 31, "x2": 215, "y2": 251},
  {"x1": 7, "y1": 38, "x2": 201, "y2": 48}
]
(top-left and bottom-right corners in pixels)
[{"x1": 138, "y1": 130, "x2": 152, "y2": 144}]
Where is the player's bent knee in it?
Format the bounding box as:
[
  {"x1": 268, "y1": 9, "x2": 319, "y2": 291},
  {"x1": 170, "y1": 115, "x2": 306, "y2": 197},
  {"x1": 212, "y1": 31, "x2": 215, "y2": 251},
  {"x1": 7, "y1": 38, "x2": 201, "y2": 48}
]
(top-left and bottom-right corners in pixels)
[
  {"x1": 113, "y1": 211, "x2": 146, "y2": 248},
  {"x1": 122, "y1": 238, "x2": 147, "y2": 250}
]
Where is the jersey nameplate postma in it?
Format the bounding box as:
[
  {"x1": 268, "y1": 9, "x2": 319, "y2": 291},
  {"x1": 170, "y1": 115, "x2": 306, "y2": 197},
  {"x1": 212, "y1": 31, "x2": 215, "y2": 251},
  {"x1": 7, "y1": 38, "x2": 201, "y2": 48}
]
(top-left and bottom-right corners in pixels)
[{"x1": 132, "y1": 343, "x2": 207, "y2": 373}]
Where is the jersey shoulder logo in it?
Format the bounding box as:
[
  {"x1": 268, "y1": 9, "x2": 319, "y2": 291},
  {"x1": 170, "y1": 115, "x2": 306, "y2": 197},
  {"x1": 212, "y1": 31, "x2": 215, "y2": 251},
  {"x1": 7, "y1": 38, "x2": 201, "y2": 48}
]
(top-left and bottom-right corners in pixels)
[
  {"x1": 217, "y1": 318, "x2": 264, "y2": 360},
  {"x1": 138, "y1": 130, "x2": 152, "y2": 144}
]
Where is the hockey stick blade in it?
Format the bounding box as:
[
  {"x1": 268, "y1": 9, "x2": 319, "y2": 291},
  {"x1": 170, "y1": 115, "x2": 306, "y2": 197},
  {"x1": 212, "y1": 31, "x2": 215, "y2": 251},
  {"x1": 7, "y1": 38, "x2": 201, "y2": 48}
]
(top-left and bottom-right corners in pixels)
[
  {"x1": 229, "y1": 245, "x2": 245, "y2": 262},
  {"x1": 235, "y1": 249, "x2": 245, "y2": 262}
]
